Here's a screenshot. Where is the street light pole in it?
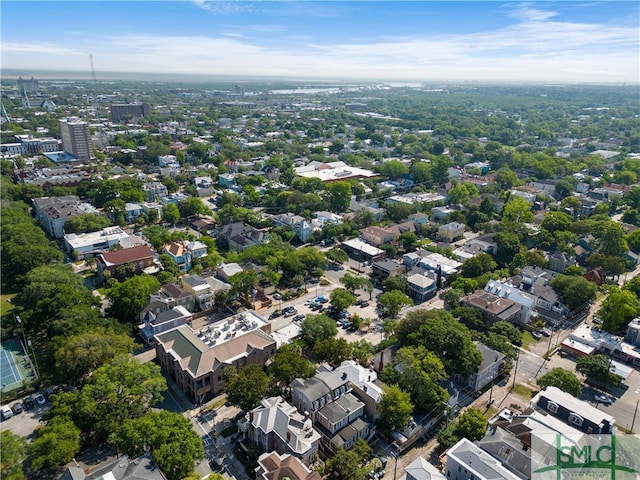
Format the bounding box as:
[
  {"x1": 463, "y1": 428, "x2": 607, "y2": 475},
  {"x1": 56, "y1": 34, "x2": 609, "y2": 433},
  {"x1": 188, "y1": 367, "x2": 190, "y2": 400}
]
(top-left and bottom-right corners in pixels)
[
  {"x1": 631, "y1": 397, "x2": 639, "y2": 433},
  {"x1": 488, "y1": 375, "x2": 495, "y2": 406}
]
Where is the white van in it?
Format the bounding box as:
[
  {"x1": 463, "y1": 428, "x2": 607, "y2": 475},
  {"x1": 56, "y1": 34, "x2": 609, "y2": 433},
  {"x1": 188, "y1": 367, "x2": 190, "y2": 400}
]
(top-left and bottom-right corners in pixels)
[{"x1": 1, "y1": 405, "x2": 13, "y2": 420}]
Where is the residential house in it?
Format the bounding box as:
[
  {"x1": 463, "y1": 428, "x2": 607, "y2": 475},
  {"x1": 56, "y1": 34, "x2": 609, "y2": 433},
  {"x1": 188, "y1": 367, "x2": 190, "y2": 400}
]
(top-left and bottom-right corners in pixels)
[
  {"x1": 164, "y1": 242, "x2": 193, "y2": 272},
  {"x1": 361, "y1": 226, "x2": 396, "y2": 246},
  {"x1": 155, "y1": 324, "x2": 276, "y2": 402},
  {"x1": 341, "y1": 238, "x2": 386, "y2": 262},
  {"x1": 138, "y1": 305, "x2": 192, "y2": 345},
  {"x1": 405, "y1": 456, "x2": 446, "y2": 480},
  {"x1": 417, "y1": 252, "x2": 461, "y2": 278},
  {"x1": 154, "y1": 282, "x2": 196, "y2": 312},
  {"x1": 531, "y1": 386, "x2": 615, "y2": 434},
  {"x1": 312, "y1": 211, "x2": 343, "y2": 227},
  {"x1": 182, "y1": 274, "x2": 213, "y2": 309},
  {"x1": 194, "y1": 176, "x2": 213, "y2": 197},
  {"x1": 64, "y1": 227, "x2": 133, "y2": 260},
  {"x1": 444, "y1": 438, "x2": 520, "y2": 480},
  {"x1": 430, "y1": 206, "x2": 455, "y2": 222},
  {"x1": 32, "y1": 195, "x2": 100, "y2": 238},
  {"x1": 458, "y1": 343, "x2": 504, "y2": 392},
  {"x1": 315, "y1": 393, "x2": 374, "y2": 452},
  {"x1": 407, "y1": 212, "x2": 429, "y2": 226},
  {"x1": 402, "y1": 252, "x2": 422, "y2": 269},
  {"x1": 546, "y1": 251, "x2": 576, "y2": 273},
  {"x1": 217, "y1": 262, "x2": 244, "y2": 282},
  {"x1": 461, "y1": 291, "x2": 522, "y2": 326},
  {"x1": 123, "y1": 202, "x2": 143, "y2": 224},
  {"x1": 371, "y1": 260, "x2": 406, "y2": 282},
  {"x1": 243, "y1": 396, "x2": 321, "y2": 466},
  {"x1": 218, "y1": 173, "x2": 236, "y2": 188},
  {"x1": 407, "y1": 273, "x2": 437, "y2": 302},
  {"x1": 484, "y1": 280, "x2": 536, "y2": 325},
  {"x1": 625, "y1": 318, "x2": 640, "y2": 347},
  {"x1": 255, "y1": 452, "x2": 321, "y2": 480},
  {"x1": 217, "y1": 222, "x2": 268, "y2": 252},
  {"x1": 290, "y1": 370, "x2": 351, "y2": 422},
  {"x1": 143, "y1": 182, "x2": 168, "y2": 201},
  {"x1": 59, "y1": 453, "x2": 168, "y2": 480},
  {"x1": 96, "y1": 244, "x2": 156, "y2": 280},
  {"x1": 272, "y1": 213, "x2": 313, "y2": 242},
  {"x1": 185, "y1": 240, "x2": 208, "y2": 260},
  {"x1": 438, "y1": 222, "x2": 465, "y2": 242},
  {"x1": 160, "y1": 192, "x2": 188, "y2": 206},
  {"x1": 583, "y1": 266, "x2": 607, "y2": 286}
]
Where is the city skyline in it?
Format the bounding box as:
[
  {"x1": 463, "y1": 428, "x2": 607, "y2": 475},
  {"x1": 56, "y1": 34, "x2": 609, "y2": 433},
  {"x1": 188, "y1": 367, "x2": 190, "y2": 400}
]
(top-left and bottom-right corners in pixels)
[{"x1": 1, "y1": 1, "x2": 639, "y2": 84}]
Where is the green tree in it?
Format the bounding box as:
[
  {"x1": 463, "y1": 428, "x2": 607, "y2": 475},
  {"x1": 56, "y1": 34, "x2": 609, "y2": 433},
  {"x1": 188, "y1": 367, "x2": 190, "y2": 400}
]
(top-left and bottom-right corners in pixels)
[
  {"x1": 350, "y1": 339, "x2": 375, "y2": 365},
  {"x1": 494, "y1": 230, "x2": 523, "y2": 266},
  {"x1": 142, "y1": 224, "x2": 171, "y2": 251},
  {"x1": 449, "y1": 277, "x2": 479, "y2": 295},
  {"x1": 330, "y1": 288, "x2": 357, "y2": 311},
  {"x1": 576, "y1": 354, "x2": 620, "y2": 388},
  {"x1": 460, "y1": 253, "x2": 497, "y2": 278},
  {"x1": 489, "y1": 321, "x2": 523, "y2": 346},
  {"x1": 54, "y1": 327, "x2": 135, "y2": 384},
  {"x1": 537, "y1": 368, "x2": 582, "y2": 397},
  {"x1": 1, "y1": 431, "x2": 26, "y2": 480},
  {"x1": 448, "y1": 182, "x2": 478, "y2": 205},
  {"x1": 541, "y1": 211, "x2": 573, "y2": 233},
  {"x1": 549, "y1": 274, "x2": 598, "y2": 311},
  {"x1": 178, "y1": 197, "x2": 209, "y2": 217},
  {"x1": 382, "y1": 345, "x2": 449, "y2": 412},
  {"x1": 64, "y1": 213, "x2": 110, "y2": 234},
  {"x1": 74, "y1": 355, "x2": 167, "y2": 442},
  {"x1": 598, "y1": 288, "x2": 640, "y2": 334},
  {"x1": 379, "y1": 160, "x2": 409, "y2": 179},
  {"x1": 29, "y1": 417, "x2": 81, "y2": 471},
  {"x1": 326, "y1": 247, "x2": 349, "y2": 264},
  {"x1": 378, "y1": 290, "x2": 412, "y2": 318},
  {"x1": 378, "y1": 384, "x2": 414, "y2": 432},
  {"x1": 300, "y1": 314, "x2": 338, "y2": 347},
  {"x1": 107, "y1": 275, "x2": 161, "y2": 321},
  {"x1": 110, "y1": 410, "x2": 205, "y2": 480},
  {"x1": 226, "y1": 365, "x2": 270, "y2": 411},
  {"x1": 438, "y1": 408, "x2": 487, "y2": 449},
  {"x1": 313, "y1": 337, "x2": 352, "y2": 367},
  {"x1": 397, "y1": 309, "x2": 481, "y2": 376},
  {"x1": 384, "y1": 275, "x2": 408, "y2": 294},
  {"x1": 340, "y1": 273, "x2": 366, "y2": 293},
  {"x1": 162, "y1": 202, "x2": 180, "y2": 225},
  {"x1": 324, "y1": 181, "x2": 352, "y2": 213},
  {"x1": 268, "y1": 344, "x2": 316, "y2": 390},
  {"x1": 228, "y1": 269, "x2": 259, "y2": 303},
  {"x1": 502, "y1": 196, "x2": 534, "y2": 223}
]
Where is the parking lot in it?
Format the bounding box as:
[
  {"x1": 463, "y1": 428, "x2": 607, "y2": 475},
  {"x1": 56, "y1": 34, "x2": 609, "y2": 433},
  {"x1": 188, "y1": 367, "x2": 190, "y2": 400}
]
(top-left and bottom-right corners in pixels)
[{"x1": 0, "y1": 394, "x2": 50, "y2": 439}]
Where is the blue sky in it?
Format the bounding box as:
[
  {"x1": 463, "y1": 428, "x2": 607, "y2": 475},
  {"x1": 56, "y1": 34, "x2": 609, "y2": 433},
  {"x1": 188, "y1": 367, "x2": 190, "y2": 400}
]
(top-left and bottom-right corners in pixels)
[{"x1": 1, "y1": 1, "x2": 638, "y2": 83}]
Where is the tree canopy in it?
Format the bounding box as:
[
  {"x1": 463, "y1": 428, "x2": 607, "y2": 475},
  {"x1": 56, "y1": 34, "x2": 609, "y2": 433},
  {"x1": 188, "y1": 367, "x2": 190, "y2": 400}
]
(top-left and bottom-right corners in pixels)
[
  {"x1": 378, "y1": 384, "x2": 414, "y2": 432},
  {"x1": 110, "y1": 410, "x2": 204, "y2": 480},
  {"x1": 107, "y1": 275, "x2": 161, "y2": 321},
  {"x1": 300, "y1": 314, "x2": 338, "y2": 347},
  {"x1": 226, "y1": 365, "x2": 270, "y2": 411},
  {"x1": 537, "y1": 367, "x2": 582, "y2": 397}
]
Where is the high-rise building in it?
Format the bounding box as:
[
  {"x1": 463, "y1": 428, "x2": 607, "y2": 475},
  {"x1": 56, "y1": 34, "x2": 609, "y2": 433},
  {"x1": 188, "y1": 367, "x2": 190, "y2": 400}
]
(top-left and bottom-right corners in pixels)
[
  {"x1": 16, "y1": 76, "x2": 38, "y2": 93},
  {"x1": 109, "y1": 103, "x2": 151, "y2": 122},
  {"x1": 59, "y1": 118, "x2": 91, "y2": 160}
]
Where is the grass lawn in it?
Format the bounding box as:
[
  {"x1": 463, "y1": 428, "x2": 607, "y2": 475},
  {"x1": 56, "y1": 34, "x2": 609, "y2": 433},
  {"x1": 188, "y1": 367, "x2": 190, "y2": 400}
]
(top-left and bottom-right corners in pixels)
[
  {"x1": 521, "y1": 331, "x2": 540, "y2": 349},
  {"x1": 0, "y1": 293, "x2": 17, "y2": 318},
  {"x1": 511, "y1": 383, "x2": 538, "y2": 400}
]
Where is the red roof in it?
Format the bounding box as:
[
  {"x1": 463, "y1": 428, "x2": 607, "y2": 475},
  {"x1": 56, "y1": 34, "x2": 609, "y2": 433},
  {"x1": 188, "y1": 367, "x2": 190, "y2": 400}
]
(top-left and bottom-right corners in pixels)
[{"x1": 97, "y1": 245, "x2": 154, "y2": 267}]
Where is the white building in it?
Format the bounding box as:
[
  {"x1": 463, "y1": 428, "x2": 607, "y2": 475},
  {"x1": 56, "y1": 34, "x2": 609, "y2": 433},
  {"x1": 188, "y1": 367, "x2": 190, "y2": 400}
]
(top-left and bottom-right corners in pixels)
[
  {"x1": 484, "y1": 280, "x2": 536, "y2": 324},
  {"x1": 64, "y1": 227, "x2": 132, "y2": 259},
  {"x1": 444, "y1": 438, "x2": 521, "y2": 480}
]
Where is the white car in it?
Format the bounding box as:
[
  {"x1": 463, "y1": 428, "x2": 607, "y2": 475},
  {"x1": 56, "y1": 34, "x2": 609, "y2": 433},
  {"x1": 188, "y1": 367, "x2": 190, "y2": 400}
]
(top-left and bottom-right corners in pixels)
[
  {"x1": 594, "y1": 394, "x2": 612, "y2": 404},
  {"x1": 34, "y1": 393, "x2": 46, "y2": 406}
]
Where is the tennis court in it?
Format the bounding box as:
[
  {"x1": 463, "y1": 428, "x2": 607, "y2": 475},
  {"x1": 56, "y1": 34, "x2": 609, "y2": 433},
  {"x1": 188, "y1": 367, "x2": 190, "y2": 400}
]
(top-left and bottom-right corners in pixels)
[{"x1": 0, "y1": 339, "x2": 31, "y2": 394}]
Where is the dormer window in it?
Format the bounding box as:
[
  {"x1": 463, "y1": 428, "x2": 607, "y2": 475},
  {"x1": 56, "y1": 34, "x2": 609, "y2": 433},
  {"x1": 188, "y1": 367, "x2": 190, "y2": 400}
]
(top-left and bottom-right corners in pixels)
[
  {"x1": 547, "y1": 401, "x2": 559, "y2": 413},
  {"x1": 569, "y1": 413, "x2": 584, "y2": 426}
]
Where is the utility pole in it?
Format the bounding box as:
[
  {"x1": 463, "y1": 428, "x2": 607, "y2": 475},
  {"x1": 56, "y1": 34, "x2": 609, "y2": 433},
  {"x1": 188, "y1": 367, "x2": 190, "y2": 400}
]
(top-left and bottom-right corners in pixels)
[
  {"x1": 631, "y1": 397, "x2": 639, "y2": 433},
  {"x1": 512, "y1": 346, "x2": 520, "y2": 389}
]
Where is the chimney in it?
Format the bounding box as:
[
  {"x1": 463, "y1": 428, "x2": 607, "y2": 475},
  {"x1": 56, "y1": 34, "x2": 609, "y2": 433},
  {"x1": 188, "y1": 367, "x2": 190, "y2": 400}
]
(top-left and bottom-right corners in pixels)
[{"x1": 287, "y1": 431, "x2": 291, "y2": 441}]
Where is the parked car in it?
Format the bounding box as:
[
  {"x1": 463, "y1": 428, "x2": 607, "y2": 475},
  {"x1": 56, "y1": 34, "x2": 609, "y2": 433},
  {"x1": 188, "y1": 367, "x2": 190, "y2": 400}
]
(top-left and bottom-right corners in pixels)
[
  {"x1": 273, "y1": 293, "x2": 282, "y2": 300},
  {"x1": 315, "y1": 296, "x2": 328, "y2": 304},
  {"x1": 11, "y1": 403, "x2": 23, "y2": 415},
  {"x1": 34, "y1": 393, "x2": 46, "y2": 406},
  {"x1": 594, "y1": 394, "x2": 613, "y2": 404},
  {"x1": 269, "y1": 310, "x2": 283, "y2": 320},
  {"x1": 359, "y1": 301, "x2": 370, "y2": 308},
  {"x1": 293, "y1": 314, "x2": 305, "y2": 322},
  {"x1": 1, "y1": 405, "x2": 13, "y2": 420},
  {"x1": 532, "y1": 331, "x2": 542, "y2": 340},
  {"x1": 284, "y1": 308, "x2": 298, "y2": 317},
  {"x1": 23, "y1": 396, "x2": 35, "y2": 410}
]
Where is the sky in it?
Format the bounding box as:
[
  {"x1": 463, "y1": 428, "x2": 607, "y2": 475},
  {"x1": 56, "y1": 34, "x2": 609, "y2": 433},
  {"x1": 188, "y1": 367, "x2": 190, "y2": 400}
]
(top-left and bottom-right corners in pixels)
[{"x1": 1, "y1": 1, "x2": 639, "y2": 83}]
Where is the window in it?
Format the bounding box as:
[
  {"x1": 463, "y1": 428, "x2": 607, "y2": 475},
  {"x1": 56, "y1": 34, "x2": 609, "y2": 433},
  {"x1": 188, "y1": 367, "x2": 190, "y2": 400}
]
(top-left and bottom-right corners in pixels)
[
  {"x1": 547, "y1": 401, "x2": 559, "y2": 413},
  {"x1": 569, "y1": 414, "x2": 583, "y2": 427}
]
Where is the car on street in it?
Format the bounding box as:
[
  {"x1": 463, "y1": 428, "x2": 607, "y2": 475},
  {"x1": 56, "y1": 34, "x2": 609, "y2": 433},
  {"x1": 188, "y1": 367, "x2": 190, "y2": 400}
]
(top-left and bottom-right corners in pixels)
[
  {"x1": 594, "y1": 394, "x2": 613, "y2": 404},
  {"x1": 269, "y1": 310, "x2": 283, "y2": 319},
  {"x1": 284, "y1": 308, "x2": 297, "y2": 317},
  {"x1": 293, "y1": 314, "x2": 305, "y2": 322},
  {"x1": 34, "y1": 393, "x2": 46, "y2": 406},
  {"x1": 273, "y1": 293, "x2": 282, "y2": 300}
]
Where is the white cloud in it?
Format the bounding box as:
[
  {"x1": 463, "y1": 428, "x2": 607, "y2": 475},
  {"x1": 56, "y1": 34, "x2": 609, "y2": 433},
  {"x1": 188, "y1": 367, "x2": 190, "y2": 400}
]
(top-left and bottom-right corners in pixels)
[{"x1": 1, "y1": 42, "x2": 85, "y2": 56}]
